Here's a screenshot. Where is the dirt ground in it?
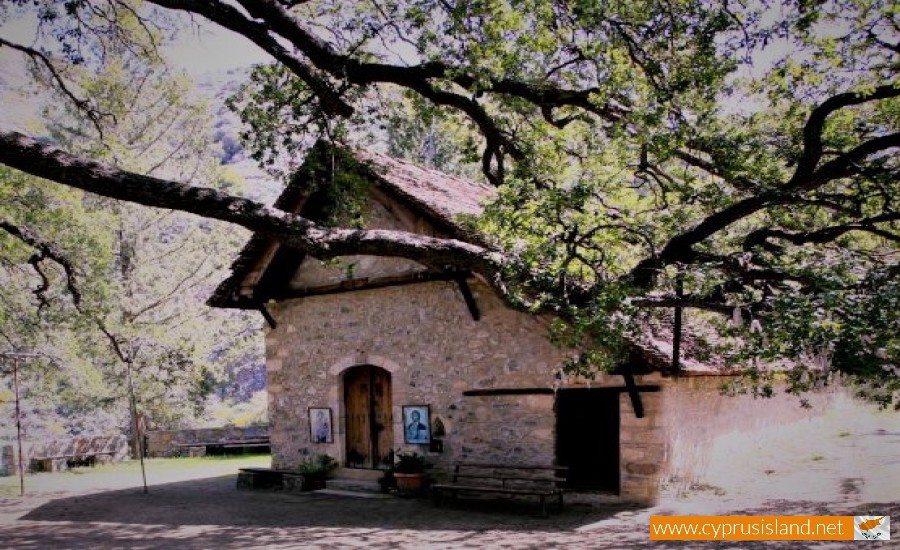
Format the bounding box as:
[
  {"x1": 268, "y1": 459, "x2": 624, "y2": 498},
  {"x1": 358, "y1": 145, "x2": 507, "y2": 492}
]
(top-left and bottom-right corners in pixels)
[{"x1": 0, "y1": 396, "x2": 896, "y2": 549}]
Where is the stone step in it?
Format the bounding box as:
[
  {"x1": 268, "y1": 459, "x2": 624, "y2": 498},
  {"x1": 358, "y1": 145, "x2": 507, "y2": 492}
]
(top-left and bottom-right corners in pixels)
[
  {"x1": 315, "y1": 488, "x2": 392, "y2": 499},
  {"x1": 326, "y1": 477, "x2": 383, "y2": 494},
  {"x1": 333, "y1": 467, "x2": 385, "y2": 481}
]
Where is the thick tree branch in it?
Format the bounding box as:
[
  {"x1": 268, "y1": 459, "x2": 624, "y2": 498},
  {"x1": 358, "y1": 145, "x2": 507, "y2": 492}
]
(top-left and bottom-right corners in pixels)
[
  {"x1": 146, "y1": 0, "x2": 622, "y2": 182},
  {"x1": 149, "y1": 0, "x2": 352, "y2": 116},
  {"x1": 806, "y1": 132, "x2": 900, "y2": 188},
  {"x1": 0, "y1": 37, "x2": 108, "y2": 135},
  {"x1": 0, "y1": 130, "x2": 506, "y2": 280},
  {"x1": 0, "y1": 216, "x2": 82, "y2": 306},
  {"x1": 792, "y1": 85, "x2": 900, "y2": 182},
  {"x1": 629, "y1": 129, "x2": 900, "y2": 288},
  {"x1": 745, "y1": 213, "x2": 900, "y2": 250}
]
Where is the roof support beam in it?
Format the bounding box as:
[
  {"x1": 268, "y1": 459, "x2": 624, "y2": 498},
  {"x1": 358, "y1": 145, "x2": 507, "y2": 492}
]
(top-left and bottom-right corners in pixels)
[
  {"x1": 462, "y1": 385, "x2": 661, "y2": 397},
  {"x1": 621, "y1": 363, "x2": 645, "y2": 418},
  {"x1": 258, "y1": 305, "x2": 277, "y2": 329},
  {"x1": 454, "y1": 275, "x2": 481, "y2": 321}
]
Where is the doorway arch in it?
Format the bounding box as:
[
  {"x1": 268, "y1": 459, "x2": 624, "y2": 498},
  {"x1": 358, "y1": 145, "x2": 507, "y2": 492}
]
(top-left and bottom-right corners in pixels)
[{"x1": 343, "y1": 365, "x2": 393, "y2": 469}]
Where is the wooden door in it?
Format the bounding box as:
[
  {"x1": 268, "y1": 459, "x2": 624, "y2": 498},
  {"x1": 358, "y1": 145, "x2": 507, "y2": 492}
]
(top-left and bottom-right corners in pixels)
[
  {"x1": 344, "y1": 365, "x2": 393, "y2": 469},
  {"x1": 555, "y1": 388, "x2": 620, "y2": 492}
]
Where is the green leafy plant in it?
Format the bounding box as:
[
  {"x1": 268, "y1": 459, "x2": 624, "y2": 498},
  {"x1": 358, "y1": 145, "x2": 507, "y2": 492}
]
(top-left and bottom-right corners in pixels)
[
  {"x1": 297, "y1": 454, "x2": 338, "y2": 477},
  {"x1": 393, "y1": 451, "x2": 429, "y2": 474}
]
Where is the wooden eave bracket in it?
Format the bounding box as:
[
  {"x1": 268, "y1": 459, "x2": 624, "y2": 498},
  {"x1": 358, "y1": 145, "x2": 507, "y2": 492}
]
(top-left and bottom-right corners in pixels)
[
  {"x1": 622, "y1": 363, "x2": 645, "y2": 418},
  {"x1": 258, "y1": 304, "x2": 277, "y2": 329},
  {"x1": 454, "y1": 274, "x2": 481, "y2": 321}
]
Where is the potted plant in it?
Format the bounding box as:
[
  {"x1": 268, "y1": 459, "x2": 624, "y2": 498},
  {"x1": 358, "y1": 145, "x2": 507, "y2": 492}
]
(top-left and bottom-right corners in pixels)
[
  {"x1": 296, "y1": 454, "x2": 338, "y2": 491},
  {"x1": 393, "y1": 451, "x2": 429, "y2": 495}
]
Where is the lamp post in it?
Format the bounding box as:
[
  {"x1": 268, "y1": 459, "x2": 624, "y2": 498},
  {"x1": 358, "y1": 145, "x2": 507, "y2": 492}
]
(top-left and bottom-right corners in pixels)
[{"x1": 1, "y1": 350, "x2": 40, "y2": 497}]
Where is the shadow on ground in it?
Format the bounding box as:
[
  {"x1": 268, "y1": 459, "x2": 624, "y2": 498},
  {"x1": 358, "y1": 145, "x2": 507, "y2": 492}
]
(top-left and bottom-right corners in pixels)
[
  {"x1": 21, "y1": 474, "x2": 627, "y2": 529},
  {"x1": 3, "y1": 473, "x2": 897, "y2": 548}
]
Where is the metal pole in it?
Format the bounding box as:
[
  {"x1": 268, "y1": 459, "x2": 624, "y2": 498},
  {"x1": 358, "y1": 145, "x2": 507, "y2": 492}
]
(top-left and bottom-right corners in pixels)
[
  {"x1": 125, "y1": 360, "x2": 148, "y2": 494},
  {"x1": 13, "y1": 356, "x2": 24, "y2": 497},
  {"x1": 672, "y1": 268, "x2": 683, "y2": 373}
]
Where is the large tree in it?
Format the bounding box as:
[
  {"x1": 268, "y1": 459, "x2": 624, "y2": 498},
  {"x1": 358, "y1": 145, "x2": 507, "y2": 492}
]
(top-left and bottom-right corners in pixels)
[
  {"x1": 1, "y1": 33, "x2": 262, "y2": 432},
  {"x1": 0, "y1": 0, "x2": 897, "y2": 405}
]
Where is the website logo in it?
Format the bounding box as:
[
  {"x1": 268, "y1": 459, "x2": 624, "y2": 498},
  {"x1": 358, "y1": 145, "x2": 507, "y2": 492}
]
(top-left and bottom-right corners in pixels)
[{"x1": 854, "y1": 516, "x2": 890, "y2": 540}]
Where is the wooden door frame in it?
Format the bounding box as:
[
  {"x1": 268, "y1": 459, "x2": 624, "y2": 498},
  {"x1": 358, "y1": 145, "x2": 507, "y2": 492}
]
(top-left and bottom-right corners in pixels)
[
  {"x1": 342, "y1": 364, "x2": 394, "y2": 469},
  {"x1": 327, "y1": 354, "x2": 405, "y2": 468}
]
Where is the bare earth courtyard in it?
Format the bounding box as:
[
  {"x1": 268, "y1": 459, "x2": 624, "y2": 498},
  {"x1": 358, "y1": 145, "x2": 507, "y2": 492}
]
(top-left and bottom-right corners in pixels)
[{"x1": 0, "y1": 397, "x2": 897, "y2": 549}]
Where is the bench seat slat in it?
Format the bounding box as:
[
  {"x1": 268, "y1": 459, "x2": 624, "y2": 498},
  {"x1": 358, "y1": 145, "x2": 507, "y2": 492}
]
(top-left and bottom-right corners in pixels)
[
  {"x1": 453, "y1": 463, "x2": 568, "y2": 471},
  {"x1": 432, "y1": 483, "x2": 558, "y2": 496},
  {"x1": 452, "y1": 473, "x2": 565, "y2": 483}
]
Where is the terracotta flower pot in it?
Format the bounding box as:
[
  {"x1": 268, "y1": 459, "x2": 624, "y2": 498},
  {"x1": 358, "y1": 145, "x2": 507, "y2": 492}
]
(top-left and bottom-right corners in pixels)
[{"x1": 393, "y1": 472, "x2": 427, "y2": 494}]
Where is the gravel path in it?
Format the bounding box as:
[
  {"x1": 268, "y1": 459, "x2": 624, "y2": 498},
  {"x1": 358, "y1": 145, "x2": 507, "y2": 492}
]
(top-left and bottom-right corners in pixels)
[
  {"x1": 0, "y1": 468, "x2": 896, "y2": 549},
  {"x1": 0, "y1": 397, "x2": 896, "y2": 549}
]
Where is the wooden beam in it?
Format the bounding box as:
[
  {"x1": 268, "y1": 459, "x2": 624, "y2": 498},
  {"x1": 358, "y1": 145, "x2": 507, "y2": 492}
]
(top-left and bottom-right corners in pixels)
[
  {"x1": 454, "y1": 275, "x2": 481, "y2": 320},
  {"x1": 621, "y1": 363, "x2": 644, "y2": 418},
  {"x1": 266, "y1": 271, "x2": 465, "y2": 300},
  {"x1": 258, "y1": 305, "x2": 277, "y2": 329},
  {"x1": 463, "y1": 385, "x2": 660, "y2": 397},
  {"x1": 463, "y1": 388, "x2": 554, "y2": 396}
]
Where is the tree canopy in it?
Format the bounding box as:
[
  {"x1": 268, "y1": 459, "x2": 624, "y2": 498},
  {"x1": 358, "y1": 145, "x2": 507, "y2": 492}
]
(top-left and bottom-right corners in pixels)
[{"x1": 0, "y1": 0, "x2": 897, "y2": 407}]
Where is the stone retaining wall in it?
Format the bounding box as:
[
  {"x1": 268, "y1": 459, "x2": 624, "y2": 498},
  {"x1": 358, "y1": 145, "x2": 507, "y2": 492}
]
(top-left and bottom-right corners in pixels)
[
  {"x1": 0, "y1": 435, "x2": 129, "y2": 474},
  {"x1": 146, "y1": 425, "x2": 269, "y2": 457}
]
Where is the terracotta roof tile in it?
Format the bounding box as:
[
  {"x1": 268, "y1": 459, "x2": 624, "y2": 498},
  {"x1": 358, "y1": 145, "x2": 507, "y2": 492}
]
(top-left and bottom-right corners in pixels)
[{"x1": 354, "y1": 149, "x2": 495, "y2": 228}]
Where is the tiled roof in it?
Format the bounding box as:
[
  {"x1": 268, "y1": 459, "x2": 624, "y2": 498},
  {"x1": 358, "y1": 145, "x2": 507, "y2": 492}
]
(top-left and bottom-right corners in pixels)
[
  {"x1": 354, "y1": 149, "x2": 495, "y2": 226},
  {"x1": 207, "y1": 142, "x2": 494, "y2": 308}
]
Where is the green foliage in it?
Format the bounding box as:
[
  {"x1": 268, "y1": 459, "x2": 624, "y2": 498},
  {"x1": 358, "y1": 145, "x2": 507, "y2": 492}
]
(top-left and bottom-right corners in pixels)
[
  {"x1": 297, "y1": 453, "x2": 339, "y2": 476},
  {"x1": 393, "y1": 451, "x2": 429, "y2": 474},
  {"x1": 203, "y1": 391, "x2": 268, "y2": 428},
  {"x1": 1, "y1": 55, "x2": 263, "y2": 436}
]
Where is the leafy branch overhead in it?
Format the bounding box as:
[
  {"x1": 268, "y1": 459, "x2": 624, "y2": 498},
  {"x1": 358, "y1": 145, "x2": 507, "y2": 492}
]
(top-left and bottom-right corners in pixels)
[{"x1": 0, "y1": 0, "x2": 897, "y2": 399}]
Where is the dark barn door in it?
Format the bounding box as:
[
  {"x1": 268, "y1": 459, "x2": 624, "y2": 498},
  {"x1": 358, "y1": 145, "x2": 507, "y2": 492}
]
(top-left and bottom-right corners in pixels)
[
  {"x1": 555, "y1": 388, "x2": 620, "y2": 492},
  {"x1": 344, "y1": 365, "x2": 393, "y2": 469}
]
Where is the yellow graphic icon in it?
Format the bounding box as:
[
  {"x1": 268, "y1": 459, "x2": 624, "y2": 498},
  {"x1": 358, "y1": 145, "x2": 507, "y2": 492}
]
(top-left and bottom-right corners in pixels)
[{"x1": 857, "y1": 517, "x2": 884, "y2": 531}]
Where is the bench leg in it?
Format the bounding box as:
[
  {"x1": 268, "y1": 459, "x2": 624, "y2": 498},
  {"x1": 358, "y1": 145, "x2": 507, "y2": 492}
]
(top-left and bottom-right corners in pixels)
[{"x1": 539, "y1": 495, "x2": 548, "y2": 517}]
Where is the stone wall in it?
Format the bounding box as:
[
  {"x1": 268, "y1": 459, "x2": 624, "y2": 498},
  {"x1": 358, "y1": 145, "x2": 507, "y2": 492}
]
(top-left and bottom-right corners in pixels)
[
  {"x1": 266, "y1": 278, "x2": 668, "y2": 502},
  {"x1": 0, "y1": 435, "x2": 129, "y2": 474},
  {"x1": 0, "y1": 444, "x2": 14, "y2": 476},
  {"x1": 658, "y1": 376, "x2": 833, "y2": 496},
  {"x1": 619, "y1": 389, "x2": 666, "y2": 504},
  {"x1": 266, "y1": 276, "x2": 830, "y2": 505},
  {"x1": 453, "y1": 394, "x2": 556, "y2": 465},
  {"x1": 146, "y1": 425, "x2": 269, "y2": 457}
]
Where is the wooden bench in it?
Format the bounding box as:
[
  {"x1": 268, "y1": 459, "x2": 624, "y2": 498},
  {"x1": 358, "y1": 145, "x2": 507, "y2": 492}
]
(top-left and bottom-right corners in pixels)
[
  {"x1": 432, "y1": 463, "x2": 568, "y2": 516},
  {"x1": 29, "y1": 451, "x2": 117, "y2": 472}
]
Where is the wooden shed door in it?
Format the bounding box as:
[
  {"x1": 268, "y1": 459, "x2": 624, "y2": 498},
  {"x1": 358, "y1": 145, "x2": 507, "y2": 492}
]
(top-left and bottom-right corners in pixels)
[
  {"x1": 344, "y1": 365, "x2": 393, "y2": 469},
  {"x1": 555, "y1": 388, "x2": 620, "y2": 492}
]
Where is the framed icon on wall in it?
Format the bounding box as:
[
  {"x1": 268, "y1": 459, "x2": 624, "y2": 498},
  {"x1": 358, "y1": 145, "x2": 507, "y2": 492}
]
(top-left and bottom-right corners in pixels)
[
  {"x1": 309, "y1": 407, "x2": 333, "y2": 444},
  {"x1": 402, "y1": 405, "x2": 430, "y2": 444}
]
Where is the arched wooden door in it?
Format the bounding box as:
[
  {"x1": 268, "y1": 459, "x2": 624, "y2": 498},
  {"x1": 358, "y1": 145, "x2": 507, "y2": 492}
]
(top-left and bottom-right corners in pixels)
[{"x1": 343, "y1": 365, "x2": 393, "y2": 469}]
